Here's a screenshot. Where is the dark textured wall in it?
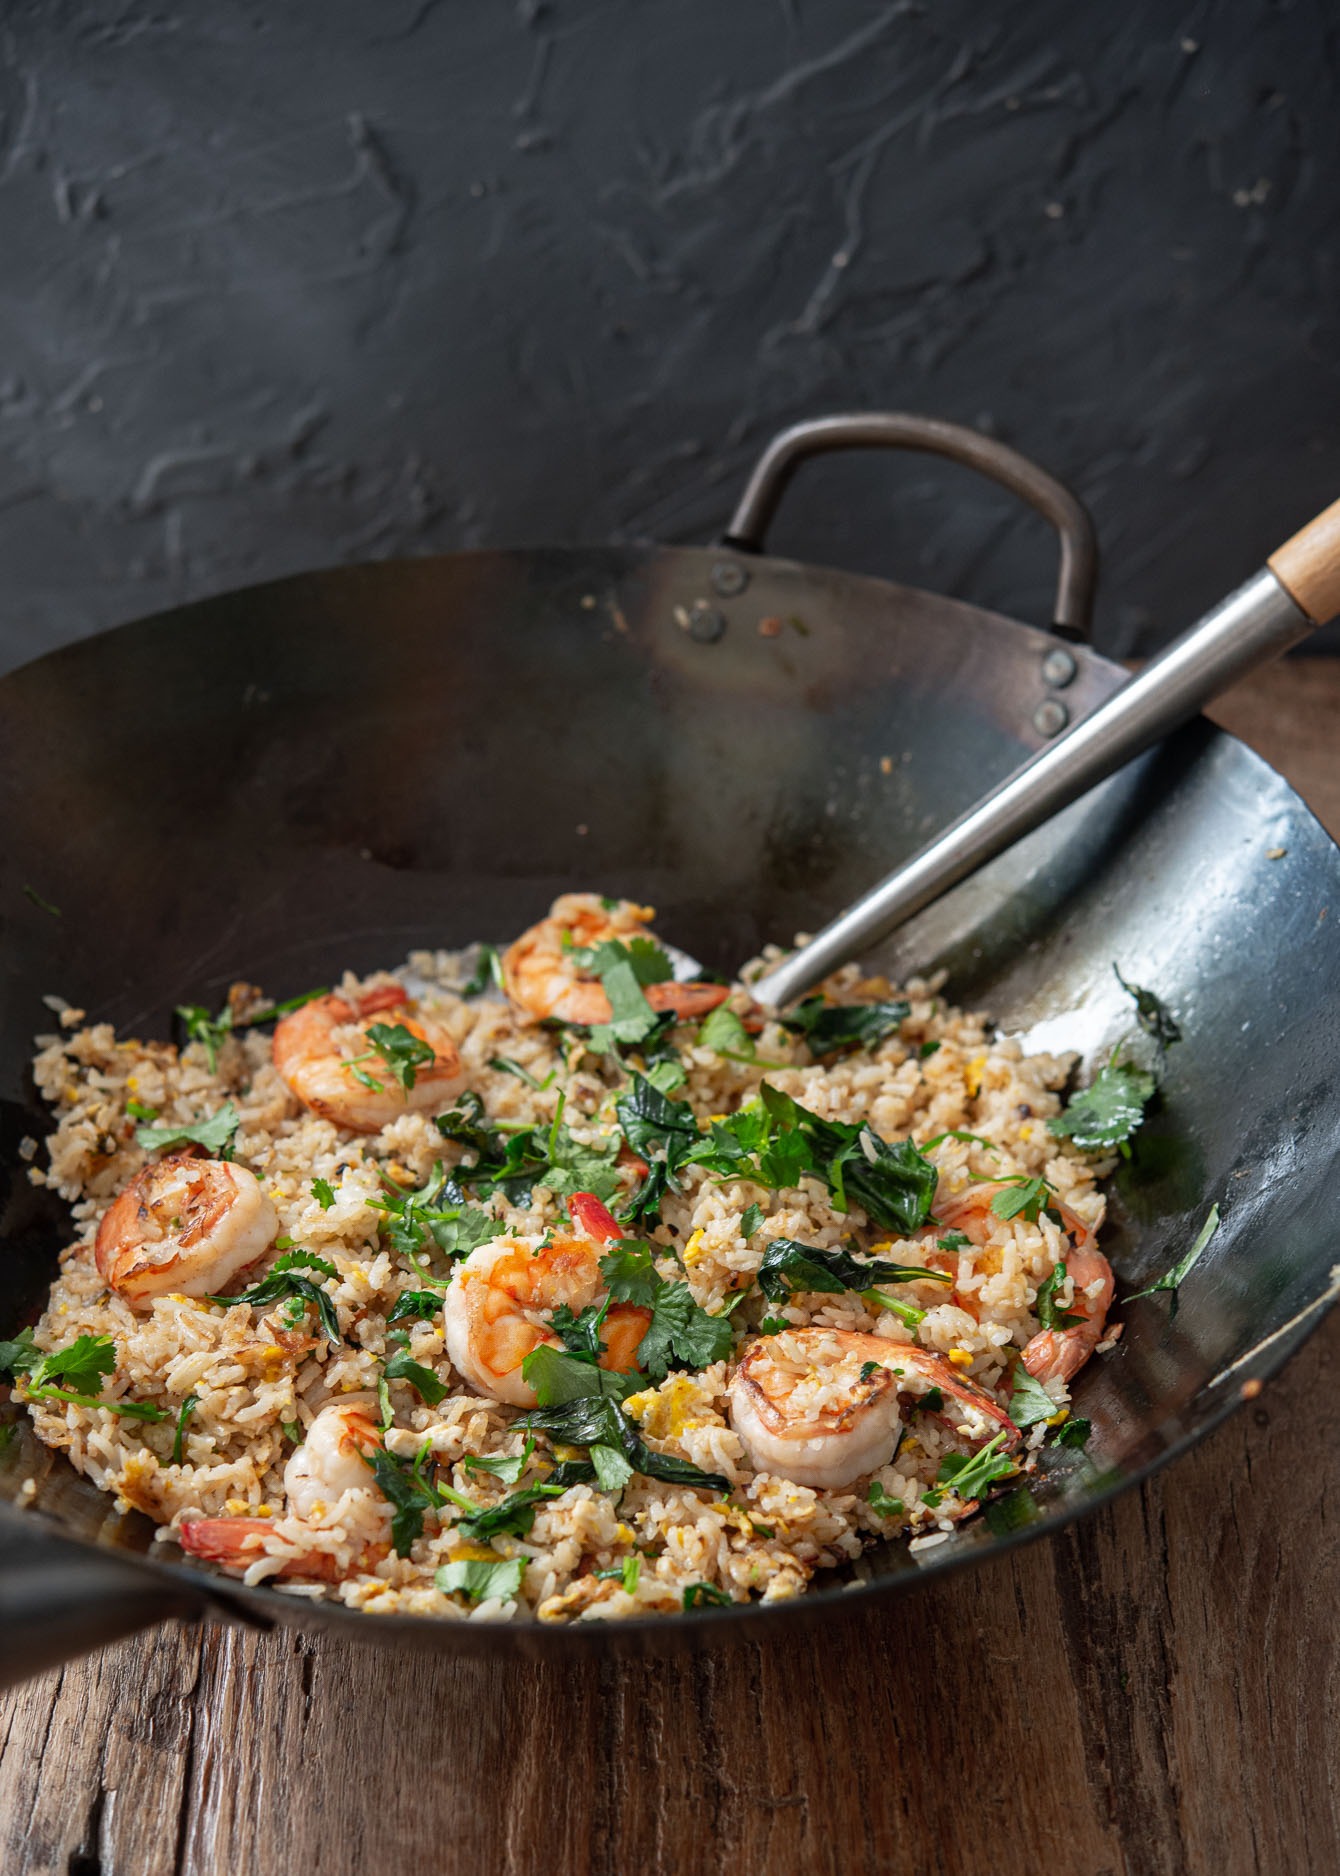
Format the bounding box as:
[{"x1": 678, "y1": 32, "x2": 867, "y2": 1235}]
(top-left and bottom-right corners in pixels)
[{"x1": 0, "y1": 0, "x2": 1336, "y2": 672}]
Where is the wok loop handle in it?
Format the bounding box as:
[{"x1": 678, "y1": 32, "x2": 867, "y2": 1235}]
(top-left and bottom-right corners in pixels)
[{"x1": 723, "y1": 412, "x2": 1099, "y2": 640}]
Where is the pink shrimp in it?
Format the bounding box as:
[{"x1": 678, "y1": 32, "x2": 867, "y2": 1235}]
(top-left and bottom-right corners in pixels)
[
  {"x1": 502, "y1": 893, "x2": 729, "y2": 1026},
  {"x1": 272, "y1": 983, "x2": 466, "y2": 1133},
  {"x1": 931, "y1": 1180, "x2": 1114, "y2": 1387}
]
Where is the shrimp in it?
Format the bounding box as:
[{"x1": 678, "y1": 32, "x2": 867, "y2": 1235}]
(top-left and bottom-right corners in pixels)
[
  {"x1": 443, "y1": 1194, "x2": 651, "y2": 1406},
  {"x1": 728, "y1": 1329, "x2": 1018, "y2": 1491},
  {"x1": 931, "y1": 1181, "x2": 1114, "y2": 1387},
  {"x1": 94, "y1": 1153, "x2": 278, "y2": 1304},
  {"x1": 502, "y1": 892, "x2": 730, "y2": 1026},
  {"x1": 272, "y1": 984, "x2": 466, "y2": 1133},
  {"x1": 178, "y1": 1399, "x2": 387, "y2": 1581}
]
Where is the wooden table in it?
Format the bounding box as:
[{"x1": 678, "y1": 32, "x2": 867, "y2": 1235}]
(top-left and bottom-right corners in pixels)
[{"x1": 3, "y1": 664, "x2": 1338, "y2": 1876}]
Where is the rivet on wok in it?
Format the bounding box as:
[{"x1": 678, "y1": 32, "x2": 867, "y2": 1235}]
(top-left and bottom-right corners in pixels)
[
  {"x1": 1033, "y1": 698, "x2": 1069, "y2": 737},
  {"x1": 1041, "y1": 646, "x2": 1077, "y2": 688},
  {"x1": 688, "y1": 603, "x2": 727, "y2": 643},
  {"x1": 711, "y1": 561, "x2": 749, "y2": 597}
]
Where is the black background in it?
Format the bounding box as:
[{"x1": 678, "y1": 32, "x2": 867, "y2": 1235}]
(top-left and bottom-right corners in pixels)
[{"x1": 0, "y1": 0, "x2": 1335, "y2": 672}]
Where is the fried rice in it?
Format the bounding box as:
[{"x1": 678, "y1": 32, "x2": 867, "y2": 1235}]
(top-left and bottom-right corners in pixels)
[{"x1": 12, "y1": 922, "x2": 1117, "y2": 1625}]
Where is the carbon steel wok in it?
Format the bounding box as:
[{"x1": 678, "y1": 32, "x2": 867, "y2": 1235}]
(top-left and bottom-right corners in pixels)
[{"x1": 2, "y1": 415, "x2": 1338, "y2": 1682}]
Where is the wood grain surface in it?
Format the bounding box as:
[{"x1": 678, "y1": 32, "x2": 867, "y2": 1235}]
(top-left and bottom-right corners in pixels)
[{"x1": 3, "y1": 662, "x2": 1339, "y2": 1876}]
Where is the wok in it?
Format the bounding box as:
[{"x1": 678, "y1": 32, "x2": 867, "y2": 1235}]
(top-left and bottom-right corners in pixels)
[{"x1": 2, "y1": 414, "x2": 1337, "y2": 1683}]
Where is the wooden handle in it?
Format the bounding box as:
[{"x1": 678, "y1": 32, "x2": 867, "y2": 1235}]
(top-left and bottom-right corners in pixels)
[{"x1": 1268, "y1": 496, "x2": 1340, "y2": 625}]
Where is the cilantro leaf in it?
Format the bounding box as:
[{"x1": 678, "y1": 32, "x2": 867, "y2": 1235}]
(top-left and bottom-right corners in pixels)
[
  {"x1": 311, "y1": 1177, "x2": 337, "y2": 1211},
  {"x1": 1047, "y1": 1059, "x2": 1157, "y2": 1152},
  {"x1": 568, "y1": 936, "x2": 673, "y2": 987},
  {"x1": 636, "y1": 1282, "x2": 735, "y2": 1381},
  {"x1": 867, "y1": 1480, "x2": 905, "y2": 1518},
  {"x1": 383, "y1": 1349, "x2": 448, "y2": 1405},
  {"x1": 462, "y1": 1439, "x2": 534, "y2": 1485},
  {"x1": 598, "y1": 1240, "x2": 663, "y2": 1308},
  {"x1": 365, "y1": 1022, "x2": 437, "y2": 1093},
  {"x1": 1114, "y1": 966, "x2": 1181, "y2": 1051},
  {"x1": 521, "y1": 1343, "x2": 632, "y2": 1407},
  {"x1": 550, "y1": 1297, "x2": 613, "y2": 1365},
  {"x1": 587, "y1": 956, "x2": 661, "y2": 1054},
  {"x1": 782, "y1": 998, "x2": 909, "y2": 1056},
  {"x1": 372, "y1": 1161, "x2": 500, "y2": 1266},
  {"x1": 34, "y1": 1334, "x2": 116, "y2": 1389},
  {"x1": 757, "y1": 1239, "x2": 949, "y2": 1306},
  {"x1": 0, "y1": 1327, "x2": 39, "y2": 1381},
  {"x1": 135, "y1": 1102, "x2": 240, "y2": 1157},
  {"x1": 436, "y1": 1556, "x2": 525, "y2": 1603},
  {"x1": 543, "y1": 1121, "x2": 622, "y2": 1203},
  {"x1": 696, "y1": 1005, "x2": 755, "y2": 1061},
  {"x1": 1007, "y1": 1366, "x2": 1058, "y2": 1429},
  {"x1": 590, "y1": 1442, "x2": 635, "y2": 1491},
  {"x1": 935, "y1": 1429, "x2": 1015, "y2": 1503},
  {"x1": 1127, "y1": 1203, "x2": 1221, "y2": 1313},
  {"x1": 270, "y1": 1248, "x2": 339, "y2": 1280}
]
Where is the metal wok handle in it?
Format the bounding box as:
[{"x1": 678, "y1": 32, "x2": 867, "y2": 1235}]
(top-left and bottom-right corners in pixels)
[
  {"x1": 723, "y1": 412, "x2": 1099, "y2": 639},
  {"x1": 0, "y1": 1508, "x2": 262, "y2": 1689},
  {"x1": 754, "y1": 493, "x2": 1340, "y2": 1009}
]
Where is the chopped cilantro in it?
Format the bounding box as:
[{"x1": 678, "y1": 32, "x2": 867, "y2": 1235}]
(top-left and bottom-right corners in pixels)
[
  {"x1": 177, "y1": 988, "x2": 326, "y2": 1071},
  {"x1": 682, "y1": 1582, "x2": 732, "y2": 1609},
  {"x1": 587, "y1": 956, "x2": 661, "y2": 1054},
  {"x1": 568, "y1": 936, "x2": 673, "y2": 987},
  {"x1": 0, "y1": 1327, "x2": 39, "y2": 1381},
  {"x1": 867, "y1": 1480, "x2": 905, "y2": 1518},
  {"x1": 1048, "y1": 1058, "x2": 1157, "y2": 1153},
  {"x1": 935, "y1": 1429, "x2": 1015, "y2": 1503},
  {"x1": 758, "y1": 1316, "x2": 789, "y2": 1335},
  {"x1": 1114, "y1": 966, "x2": 1181, "y2": 1051},
  {"x1": 636, "y1": 1281, "x2": 735, "y2": 1380},
  {"x1": 462, "y1": 1439, "x2": 534, "y2": 1486},
  {"x1": 436, "y1": 1091, "x2": 621, "y2": 1205},
  {"x1": 521, "y1": 1343, "x2": 632, "y2": 1407},
  {"x1": 696, "y1": 1005, "x2": 757, "y2": 1063},
  {"x1": 311, "y1": 1177, "x2": 337, "y2": 1211},
  {"x1": 383, "y1": 1349, "x2": 448, "y2": 1405},
  {"x1": 757, "y1": 1239, "x2": 949, "y2": 1306},
  {"x1": 31, "y1": 1333, "x2": 116, "y2": 1389},
  {"x1": 171, "y1": 1393, "x2": 200, "y2": 1464},
  {"x1": 781, "y1": 998, "x2": 909, "y2": 1056},
  {"x1": 436, "y1": 1556, "x2": 525, "y2": 1603},
  {"x1": 923, "y1": 1130, "x2": 999, "y2": 1155},
  {"x1": 135, "y1": 1102, "x2": 240, "y2": 1158},
  {"x1": 365, "y1": 1022, "x2": 437, "y2": 1092},
  {"x1": 598, "y1": 1239, "x2": 664, "y2": 1309},
  {"x1": 1007, "y1": 1366, "x2": 1059, "y2": 1429},
  {"x1": 859, "y1": 1360, "x2": 880, "y2": 1381},
  {"x1": 125, "y1": 1099, "x2": 159, "y2": 1123},
  {"x1": 550, "y1": 1296, "x2": 614, "y2": 1365},
  {"x1": 739, "y1": 1203, "x2": 764, "y2": 1240},
  {"x1": 937, "y1": 1230, "x2": 972, "y2": 1251},
  {"x1": 590, "y1": 1443, "x2": 635, "y2": 1491},
  {"x1": 918, "y1": 1387, "x2": 944, "y2": 1413},
  {"x1": 1128, "y1": 1203, "x2": 1221, "y2": 1314},
  {"x1": 919, "y1": 1041, "x2": 941, "y2": 1060},
  {"x1": 372, "y1": 1161, "x2": 500, "y2": 1268}
]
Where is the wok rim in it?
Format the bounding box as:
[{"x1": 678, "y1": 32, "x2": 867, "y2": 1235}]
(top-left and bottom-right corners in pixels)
[{"x1": 2, "y1": 538, "x2": 1337, "y2": 1653}]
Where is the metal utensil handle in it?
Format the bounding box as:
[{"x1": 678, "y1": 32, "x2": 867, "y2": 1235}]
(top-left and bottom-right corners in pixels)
[
  {"x1": 723, "y1": 412, "x2": 1099, "y2": 638},
  {"x1": 754, "y1": 489, "x2": 1340, "y2": 1009}
]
